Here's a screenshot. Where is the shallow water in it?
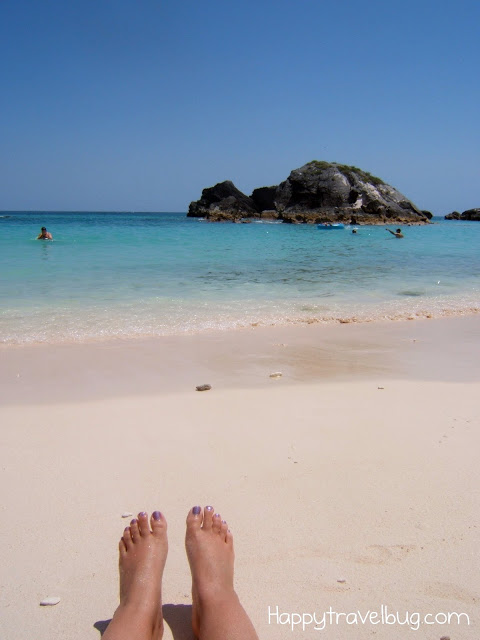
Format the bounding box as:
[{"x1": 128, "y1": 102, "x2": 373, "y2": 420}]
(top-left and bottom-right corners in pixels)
[{"x1": 1, "y1": 212, "x2": 479, "y2": 343}]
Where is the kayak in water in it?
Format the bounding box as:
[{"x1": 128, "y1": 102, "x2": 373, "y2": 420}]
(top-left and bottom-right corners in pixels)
[{"x1": 317, "y1": 223, "x2": 345, "y2": 230}]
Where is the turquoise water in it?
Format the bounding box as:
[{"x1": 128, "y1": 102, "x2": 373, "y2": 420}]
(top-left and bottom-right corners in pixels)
[{"x1": 1, "y1": 212, "x2": 479, "y2": 344}]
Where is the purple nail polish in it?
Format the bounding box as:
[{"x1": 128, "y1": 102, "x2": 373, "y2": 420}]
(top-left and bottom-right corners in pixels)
[
  {"x1": 192, "y1": 506, "x2": 201, "y2": 515},
  {"x1": 214, "y1": 513, "x2": 221, "y2": 518},
  {"x1": 205, "y1": 505, "x2": 213, "y2": 511},
  {"x1": 139, "y1": 511, "x2": 147, "y2": 517},
  {"x1": 130, "y1": 519, "x2": 137, "y2": 525},
  {"x1": 152, "y1": 511, "x2": 162, "y2": 521},
  {"x1": 222, "y1": 520, "x2": 227, "y2": 524}
]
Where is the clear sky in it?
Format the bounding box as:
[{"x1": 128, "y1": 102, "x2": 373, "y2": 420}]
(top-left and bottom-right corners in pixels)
[{"x1": 1, "y1": 0, "x2": 478, "y2": 213}]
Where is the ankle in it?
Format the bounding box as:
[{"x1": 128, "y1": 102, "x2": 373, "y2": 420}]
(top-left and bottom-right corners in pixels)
[
  {"x1": 113, "y1": 602, "x2": 164, "y2": 632},
  {"x1": 195, "y1": 585, "x2": 238, "y2": 609}
]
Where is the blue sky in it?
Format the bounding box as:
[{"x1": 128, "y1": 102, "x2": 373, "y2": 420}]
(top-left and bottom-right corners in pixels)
[{"x1": 1, "y1": 0, "x2": 478, "y2": 213}]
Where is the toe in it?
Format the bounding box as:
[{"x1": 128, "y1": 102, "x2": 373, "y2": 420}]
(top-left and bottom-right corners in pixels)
[
  {"x1": 220, "y1": 519, "x2": 228, "y2": 541},
  {"x1": 212, "y1": 513, "x2": 222, "y2": 533},
  {"x1": 137, "y1": 511, "x2": 150, "y2": 536},
  {"x1": 123, "y1": 526, "x2": 133, "y2": 549},
  {"x1": 151, "y1": 510, "x2": 166, "y2": 536},
  {"x1": 130, "y1": 518, "x2": 141, "y2": 542},
  {"x1": 119, "y1": 538, "x2": 127, "y2": 556},
  {"x1": 226, "y1": 528, "x2": 234, "y2": 548},
  {"x1": 202, "y1": 505, "x2": 214, "y2": 530},
  {"x1": 186, "y1": 506, "x2": 203, "y2": 533}
]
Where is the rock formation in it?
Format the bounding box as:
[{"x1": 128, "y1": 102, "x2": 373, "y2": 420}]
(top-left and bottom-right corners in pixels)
[
  {"x1": 188, "y1": 161, "x2": 430, "y2": 224},
  {"x1": 445, "y1": 208, "x2": 480, "y2": 221},
  {"x1": 187, "y1": 180, "x2": 257, "y2": 221}
]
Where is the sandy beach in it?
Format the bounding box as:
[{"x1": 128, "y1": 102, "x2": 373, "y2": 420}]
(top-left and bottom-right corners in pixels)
[{"x1": 1, "y1": 316, "x2": 479, "y2": 639}]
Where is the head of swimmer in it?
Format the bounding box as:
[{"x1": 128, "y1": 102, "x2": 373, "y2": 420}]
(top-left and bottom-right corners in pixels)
[{"x1": 38, "y1": 226, "x2": 52, "y2": 239}]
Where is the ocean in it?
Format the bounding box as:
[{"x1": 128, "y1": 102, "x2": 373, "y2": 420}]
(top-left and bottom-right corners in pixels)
[{"x1": 1, "y1": 211, "x2": 479, "y2": 344}]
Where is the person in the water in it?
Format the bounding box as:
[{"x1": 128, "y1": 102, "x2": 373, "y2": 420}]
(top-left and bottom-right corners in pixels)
[
  {"x1": 37, "y1": 227, "x2": 53, "y2": 240},
  {"x1": 386, "y1": 228, "x2": 403, "y2": 238},
  {"x1": 102, "y1": 505, "x2": 259, "y2": 640}
]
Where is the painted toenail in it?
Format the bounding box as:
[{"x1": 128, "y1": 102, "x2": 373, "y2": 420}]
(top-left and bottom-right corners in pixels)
[
  {"x1": 222, "y1": 520, "x2": 227, "y2": 524},
  {"x1": 205, "y1": 505, "x2": 213, "y2": 511},
  {"x1": 139, "y1": 511, "x2": 147, "y2": 517},
  {"x1": 124, "y1": 527, "x2": 130, "y2": 533},
  {"x1": 130, "y1": 519, "x2": 137, "y2": 525},
  {"x1": 192, "y1": 506, "x2": 201, "y2": 515},
  {"x1": 152, "y1": 511, "x2": 162, "y2": 520},
  {"x1": 214, "y1": 513, "x2": 221, "y2": 518}
]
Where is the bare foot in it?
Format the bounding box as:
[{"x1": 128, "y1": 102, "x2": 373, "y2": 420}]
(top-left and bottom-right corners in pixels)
[
  {"x1": 104, "y1": 511, "x2": 168, "y2": 640},
  {"x1": 185, "y1": 506, "x2": 258, "y2": 640}
]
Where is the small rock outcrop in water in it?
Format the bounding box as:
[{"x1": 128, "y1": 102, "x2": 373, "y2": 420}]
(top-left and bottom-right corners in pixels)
[
  {"x1": 188, "y1": 161, "x2": 430, "y2": 225},
  {"x1": 445, "y1": 208, "x2": 480, "y2": 221},
  {"x1": 188, "y1": 181, "x2": 257, "y2": 221}
]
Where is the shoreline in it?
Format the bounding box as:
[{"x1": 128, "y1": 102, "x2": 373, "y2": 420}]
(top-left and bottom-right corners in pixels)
[
  {"x1": 2, "y1": 314, "x2": 479, "y2": 405},
  {"x1": 1, "y1": 303, "x2": 479, "y2": 348}
]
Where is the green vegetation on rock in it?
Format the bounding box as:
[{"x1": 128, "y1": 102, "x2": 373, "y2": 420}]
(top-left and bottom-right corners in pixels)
[{"x1": 308, "y1": 160, "x2": 385, "y2": 186}]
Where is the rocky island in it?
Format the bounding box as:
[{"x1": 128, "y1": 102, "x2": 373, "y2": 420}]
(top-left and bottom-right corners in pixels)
[
  {"x1": 188, "y1": 161, "x2": 431, "y2": 225},
  {"x1": 445, "y1": 208, "x2": 480, "y2": 221}
]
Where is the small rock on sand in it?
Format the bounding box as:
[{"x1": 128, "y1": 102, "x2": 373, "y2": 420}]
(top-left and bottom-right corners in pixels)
[
  {"x1": 196, "y1": 384, "x2": 212, "y2": 391},
  {"x1": 377, "y1": 386, "x2": 384, "y2": 390},
  {"x1": 337, "y1": 579, "x2": 346, "y2": 584},
  {"x1": 440, "y1": 636, "x2": 450, "y2": 640},
  {"x1": 269, "y1": 372, "x2": 282, "y2": 378},
  {"x1": 121, "y1": 512, "x2": 133, "y2": 518},
  {"x1": 40, "y1": 597, "x2": 61, "y2": 606}
]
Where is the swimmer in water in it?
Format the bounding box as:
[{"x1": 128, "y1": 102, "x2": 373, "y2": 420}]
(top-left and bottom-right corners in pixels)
[
  {"x1": 386, "y1": 228, "x2": 403, "y2": 238},
  {"x1": 37, "y1": 227, "x2": 53, "y2": 240}
]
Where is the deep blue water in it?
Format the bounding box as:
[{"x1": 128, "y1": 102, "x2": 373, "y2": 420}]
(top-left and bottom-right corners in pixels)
[{"x1": 0, "y1": 212, "x2": 479, "y2": 343}]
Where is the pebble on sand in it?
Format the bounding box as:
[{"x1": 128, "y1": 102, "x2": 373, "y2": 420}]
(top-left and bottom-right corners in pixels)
[
  {"x1": 377, "y1": 386, "x2": 385, "y2": 390},
  {"x1": 196, "y1": 384, "x2": 212, "y2": 391},
  {"x1": 337, "y1": 579, "x2": 346, "y2": 583},
  {"x1": 269, "y1": 372, "x2": 282, "y2": 378},
  {"x1": 121, "y1": 512, "x2": 133, "y2": 518},
  {"x1": 40, "y1": 597, "x2": 61, "y2": 606}
]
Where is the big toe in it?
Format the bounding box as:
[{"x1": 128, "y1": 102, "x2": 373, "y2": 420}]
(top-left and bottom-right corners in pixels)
[
  {"x1": 186, "y1": 506, "x2": 202, "y2": 535},
  {"x1": 151, "y1": 510, "x2": 167, "y2": 536}
]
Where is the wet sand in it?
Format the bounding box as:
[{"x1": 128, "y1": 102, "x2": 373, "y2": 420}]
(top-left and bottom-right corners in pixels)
[
  {"x1": 0, "y1": 316, "x2": 479, "y2": 639},
  {"x1": 1, "y1": 315, "x2": 480, "y2": 405}
]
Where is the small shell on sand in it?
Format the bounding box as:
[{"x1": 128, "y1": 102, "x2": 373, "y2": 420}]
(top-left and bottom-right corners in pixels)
[
  {"x1": 440, "y1": 636, "x2": 451, "y2": 640},
  {"x1": 121, "y1": 512, "x2": 133, "y2": 518},
  {"x1": 270, "y1": 372, "x2": 282, "y2": 378},
  {"x1": 40, "y1": 597, "x2": 60, "y2": 606},
  {"x1": 196, "y1": 384, "x2": 212, "y2": 391},
  {"x1": 377, "y1": 386, "x2": 385, "y2": 390},
  {"x1": 337, "y1": 579, "x2": 346, "y2": 583}
]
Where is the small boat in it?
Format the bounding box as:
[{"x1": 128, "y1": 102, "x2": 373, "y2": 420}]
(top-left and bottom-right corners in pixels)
[{"x1": 317, "y1": 223, "x2": 345, "y2": 230}]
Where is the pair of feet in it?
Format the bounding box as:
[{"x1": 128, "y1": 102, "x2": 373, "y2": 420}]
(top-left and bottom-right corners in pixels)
[{"x1": 104, "y1": 506, "x2": 258, "y2": 640}]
